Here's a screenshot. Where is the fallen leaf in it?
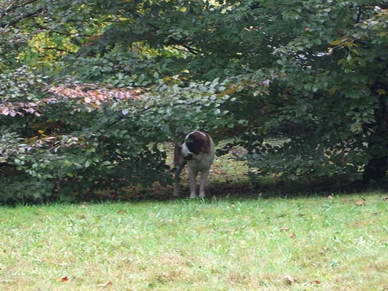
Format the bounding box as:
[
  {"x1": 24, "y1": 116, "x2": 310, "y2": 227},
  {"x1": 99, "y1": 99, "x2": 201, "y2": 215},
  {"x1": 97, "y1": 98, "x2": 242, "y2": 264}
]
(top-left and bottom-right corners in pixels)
[
  {"x1": 97, "y1": 281, "x2": 113, "y2": 287},
  {"x1": 280, "y1": 226, "x2": 289, "y2": 232},
  {"x1": 311, "y1": 280, "x2": 321, "y2": 284},
  {"x1": 289, "y1": 233, "x2": 296, "y2": 239},
  {"x1": 351, "y1": 220, "x2": 372, "y2": 228},
  {"x1": 57, "y1": 276, "x2": 70, "y2": 282},
  {"x1": 283, "y1": 275, "x2": 295, "y2": 285},
  {"x1": 117, "y1": 210, "x2": 127, "y2": 214},
  {"x1": 355, "y1": 199, "x2": 366, "y2": 206},
  {"x1": 341, "y1": 198, "x2": 351, "y2": 203}
]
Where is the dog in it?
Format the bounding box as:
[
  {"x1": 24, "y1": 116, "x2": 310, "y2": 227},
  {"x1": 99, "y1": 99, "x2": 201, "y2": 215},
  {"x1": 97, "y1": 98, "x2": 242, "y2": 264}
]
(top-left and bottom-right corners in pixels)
[{"x1": 173, "y1": 130, "x2": 215, "y2": 198}]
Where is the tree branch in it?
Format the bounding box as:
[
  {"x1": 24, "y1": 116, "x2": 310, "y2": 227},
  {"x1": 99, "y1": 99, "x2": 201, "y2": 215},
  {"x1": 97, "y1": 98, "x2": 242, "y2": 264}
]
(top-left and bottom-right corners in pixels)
[
  {"x1": 356, "y1": 6, "x2": 363, "y2": 23},
  {"x1": 1, "y1": 7, "x2": 46, "y2": 28},
  {"x1": 41, "y1": 47, "x2": 74, "y2": 54},
  {"x1": 35, "y1": 22, "x2": 94, "y2": 38},
  {"x1": 0, "y1": 0, "x2": 40, "y2": 19}
]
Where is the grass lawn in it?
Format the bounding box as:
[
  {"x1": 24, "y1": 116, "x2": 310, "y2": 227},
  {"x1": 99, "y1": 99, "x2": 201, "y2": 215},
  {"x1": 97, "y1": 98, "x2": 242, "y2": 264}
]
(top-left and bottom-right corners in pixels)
[{"x1": 0, "y1": 192, "x2": 387, "y2": 290}]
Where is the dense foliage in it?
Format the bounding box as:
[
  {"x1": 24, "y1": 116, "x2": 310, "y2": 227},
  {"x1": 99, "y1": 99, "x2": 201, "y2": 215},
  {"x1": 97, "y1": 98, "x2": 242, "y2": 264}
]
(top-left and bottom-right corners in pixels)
[{"x1": 1, "y1": 0, "x2": 387, "y2": 201}]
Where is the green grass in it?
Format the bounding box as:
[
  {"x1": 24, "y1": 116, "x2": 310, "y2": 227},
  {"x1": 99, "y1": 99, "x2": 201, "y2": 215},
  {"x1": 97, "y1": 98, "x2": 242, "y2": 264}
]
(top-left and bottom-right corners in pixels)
[
  {"x1": 1, "y1": 149, "x2": 387, "y2": 289},
  {"x1": 1, "y1": 193, "x2": 387, "y2": 290}
]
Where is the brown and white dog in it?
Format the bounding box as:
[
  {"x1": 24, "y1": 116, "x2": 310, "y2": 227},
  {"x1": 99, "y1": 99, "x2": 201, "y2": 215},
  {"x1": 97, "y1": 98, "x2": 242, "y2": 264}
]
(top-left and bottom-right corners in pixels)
[{"x1": 173, "y1": 131, "x2": 215, "y2": 198}]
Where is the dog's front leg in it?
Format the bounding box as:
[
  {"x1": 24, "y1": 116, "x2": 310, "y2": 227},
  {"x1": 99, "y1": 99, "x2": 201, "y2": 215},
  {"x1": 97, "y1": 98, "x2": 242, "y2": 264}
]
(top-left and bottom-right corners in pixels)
[
  {"x1": 173, "y1": 162, "x2": 186, "y2": 197},
  {"x1": 199, "y1": 170, "x2": 209, "y2": 198},
  {"x1": 173, "y1": 143, "x2": 186, "y2": 197},
  {"x1": 188, "y1": 167, "x2": 198, "y2": 198},
  {"x1": 173, "y1": 170, "x2": 181, "y2": 197}
]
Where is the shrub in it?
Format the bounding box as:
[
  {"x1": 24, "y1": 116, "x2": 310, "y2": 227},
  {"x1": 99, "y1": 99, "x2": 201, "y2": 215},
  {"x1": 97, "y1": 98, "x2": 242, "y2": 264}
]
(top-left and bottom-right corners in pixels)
[{"x1": 0, "y1": 68, "x2": 230, "y2": 202}]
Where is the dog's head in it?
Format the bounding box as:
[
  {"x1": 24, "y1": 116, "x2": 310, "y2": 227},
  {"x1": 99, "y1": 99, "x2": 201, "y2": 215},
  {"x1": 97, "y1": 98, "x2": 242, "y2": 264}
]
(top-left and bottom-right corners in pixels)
[{"x1": 181, "y1": 131, "x2": 211, "y2": 159}]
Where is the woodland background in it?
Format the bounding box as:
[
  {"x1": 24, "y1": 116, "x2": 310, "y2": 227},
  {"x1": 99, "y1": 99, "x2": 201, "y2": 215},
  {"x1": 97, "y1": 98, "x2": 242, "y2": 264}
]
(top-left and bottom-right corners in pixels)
[{"x1": 0, "y1": 0, "x2": 387, "y2": 202}]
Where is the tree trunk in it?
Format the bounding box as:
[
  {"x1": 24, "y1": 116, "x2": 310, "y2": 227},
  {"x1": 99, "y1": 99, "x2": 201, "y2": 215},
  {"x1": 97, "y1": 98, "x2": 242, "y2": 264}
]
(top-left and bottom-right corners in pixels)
[
  {"x1": 363, "y1": 82, "x2": 388, "y2": 183},
  {"x1": 363, "y1": 155, "x2": 388, "y2": 182}
]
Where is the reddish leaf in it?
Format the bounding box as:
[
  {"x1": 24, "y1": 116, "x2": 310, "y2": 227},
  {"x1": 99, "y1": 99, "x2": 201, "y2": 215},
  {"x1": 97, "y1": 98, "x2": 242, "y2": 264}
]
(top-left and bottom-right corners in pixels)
[{"x1": 57, "y1": 276, "x2": 70, "y2": 282}]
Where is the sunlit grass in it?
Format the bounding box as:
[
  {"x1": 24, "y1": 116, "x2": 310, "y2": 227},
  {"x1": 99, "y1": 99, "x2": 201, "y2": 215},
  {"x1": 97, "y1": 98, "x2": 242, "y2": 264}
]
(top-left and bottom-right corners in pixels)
[{"x1": 0, "y1": 193, "x2": 387, "y2": 290}]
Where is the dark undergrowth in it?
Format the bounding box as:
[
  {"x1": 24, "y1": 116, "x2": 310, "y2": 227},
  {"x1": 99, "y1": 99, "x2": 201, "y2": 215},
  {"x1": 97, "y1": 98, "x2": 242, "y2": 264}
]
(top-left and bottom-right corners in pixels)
[{"x1": 2, "y1": 151, "x2": 387, "y2": 205}]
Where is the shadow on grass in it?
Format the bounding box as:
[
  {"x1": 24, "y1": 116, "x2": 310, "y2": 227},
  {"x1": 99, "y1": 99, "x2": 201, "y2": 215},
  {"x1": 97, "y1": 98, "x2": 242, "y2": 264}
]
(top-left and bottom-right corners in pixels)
[
  {"x1": 4, "y1": 175, "x2": 386, "y2": 206},
  {"x1": 103, "y1": 175, "x2": 388, "y2": 203}
]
